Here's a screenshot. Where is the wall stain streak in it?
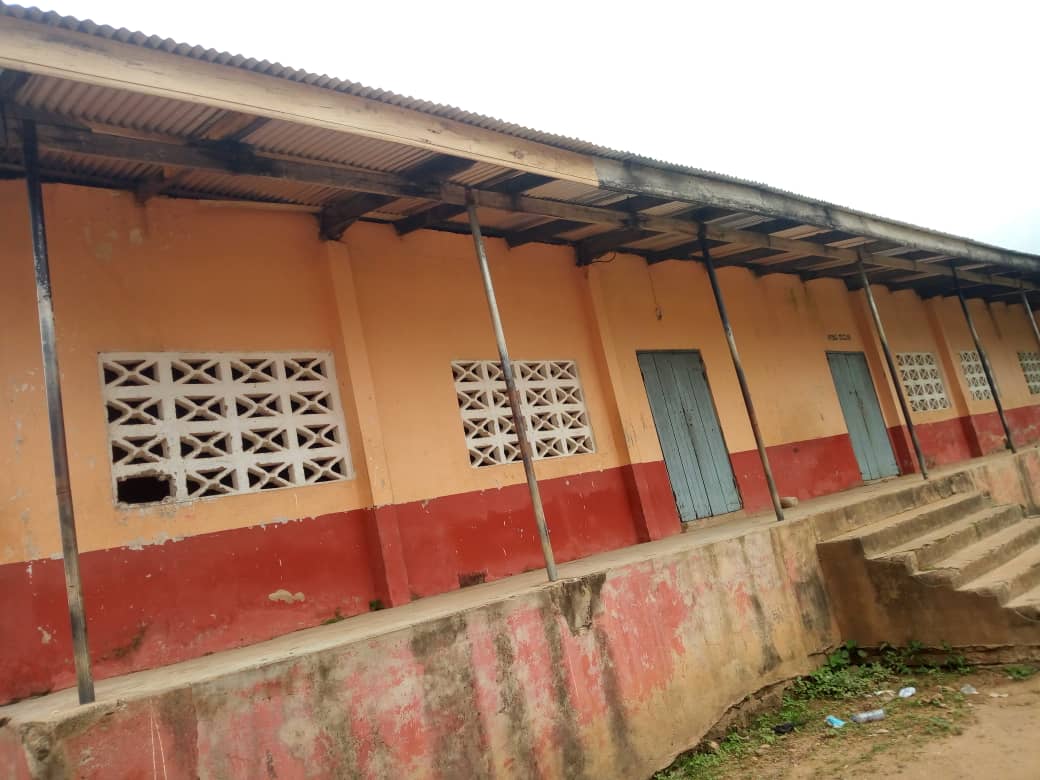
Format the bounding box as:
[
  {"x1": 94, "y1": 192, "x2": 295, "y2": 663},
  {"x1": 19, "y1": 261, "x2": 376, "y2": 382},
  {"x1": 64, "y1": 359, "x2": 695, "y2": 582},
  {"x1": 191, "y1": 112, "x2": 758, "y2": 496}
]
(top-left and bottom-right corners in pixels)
[
  {"x1": 410, "y1": 615, "x2": 492, "y2": 779},
  {"x1": 158, "y1": 687, "x2": 199, "y2": 774},
  {"x1": 310, "y1": 655, "x2": 361, "y2": 778},
  {"x1": 539, "y1": 599, "x2": 588, "y2": 779},
  {"x1": 549, "y1": 572, "x2": 606, "y2": 636},
  {"x1": 770, "y1": 528, "x2": 832, "y2": 637},
  {"x1": 740, "y1": 540, "x2": 784, "y2": 675},
  {"x1": 487, "y1": 604, "x2": 539, "y2": 779},
  {"x1": 592, "y1": 623, "x2": 640, "y2": 777}
]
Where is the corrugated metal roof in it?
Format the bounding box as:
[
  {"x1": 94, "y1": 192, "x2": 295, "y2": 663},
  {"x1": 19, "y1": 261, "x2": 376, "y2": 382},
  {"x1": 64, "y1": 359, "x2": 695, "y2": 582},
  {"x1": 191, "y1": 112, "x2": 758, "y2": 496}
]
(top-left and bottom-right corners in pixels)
[
  {"x1": 0, "y1": 1, "x2": 1037, "y2": 284},
  {"x1": 246, "y1": 121, "x2": 436, "y2": 172},
  {"x1": 0, "y1": 3, "x2": 649, "y2": 159},
  {"x1": 16, "y1": 75, "x2": 223, "y2": 136},
  {"x1": 166, "y1": 170, "x2": 341, "y2": 206},
  {"x1": 0, "y1": 0, "x2": 1005, "y2": 251},
  {"x1": 36, "y1": 149, "x2": 156, "y2": 182}
]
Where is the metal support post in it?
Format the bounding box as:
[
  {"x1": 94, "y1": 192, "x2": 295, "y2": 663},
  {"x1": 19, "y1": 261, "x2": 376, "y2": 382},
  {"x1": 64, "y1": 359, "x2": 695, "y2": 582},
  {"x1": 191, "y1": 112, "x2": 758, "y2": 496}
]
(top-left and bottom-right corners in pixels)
[
  {"x1": 22, "y1": 120, "x2": 96, "y2": 704},
  {"x1": 856, "y1": 255, "x2": 929, "y2": 478},
  {"x1": 1021, "y1": 291, "x2": 1040, "y2": 354},
  {"x1": 698, "y1": 226, "x2": 784, "y2": 521},
  {"x1": 466, "y1": 196, "x2": 559, "y2": 580},
  {"x1": 953, "y1": 266, "x2": 1016, "y2": 453}
]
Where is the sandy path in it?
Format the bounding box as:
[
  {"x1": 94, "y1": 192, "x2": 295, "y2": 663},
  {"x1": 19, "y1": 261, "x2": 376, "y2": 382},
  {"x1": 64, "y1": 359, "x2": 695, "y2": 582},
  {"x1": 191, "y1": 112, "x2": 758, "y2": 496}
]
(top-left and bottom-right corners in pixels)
[
  {"x1": 721, "y1": 669, "x2": 1040, "y2": 780},
  {"x1": 793, "y1": 671, "x2": 1040, "y2": 779},
  {"x1": 860, "y1": 671, "x2": 1040, "y2": 780}
]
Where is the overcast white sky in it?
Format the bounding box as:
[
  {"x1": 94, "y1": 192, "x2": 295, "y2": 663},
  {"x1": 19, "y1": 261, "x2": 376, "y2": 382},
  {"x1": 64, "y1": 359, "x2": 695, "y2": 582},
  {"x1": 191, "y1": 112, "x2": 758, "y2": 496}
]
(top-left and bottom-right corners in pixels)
[{"x1": 38, "y1": 0, "x2": 1040, "y2": 252}]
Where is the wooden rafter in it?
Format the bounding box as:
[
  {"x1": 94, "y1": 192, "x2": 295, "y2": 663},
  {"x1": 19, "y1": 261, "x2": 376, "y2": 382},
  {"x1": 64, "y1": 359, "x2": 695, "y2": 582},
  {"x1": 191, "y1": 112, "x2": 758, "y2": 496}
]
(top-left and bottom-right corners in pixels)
[
  {"x1": 393, "y1": 172, "x2": 552, "y2": 236},
  {"x1": 506, "y1": 219, "x2": 586, "y2": 248},
  {"x1": 4, "y1": 119, "x2": 1037, "y2": 294},
  {"x1": 318, "y1": 192, "x2": 396, "y2": 241},
  {"x1": 575, "y1": 228, "x2": 650, "y2": 264},
  {"x1": 509, "y1": 196, "x2": 663, "y2": 249},
  {"x1": 0, "y1": 68, "x2": 29, "y2": 99},
  {"x1": 319, "y1": 155, "x2": 476, "y2": 240}
]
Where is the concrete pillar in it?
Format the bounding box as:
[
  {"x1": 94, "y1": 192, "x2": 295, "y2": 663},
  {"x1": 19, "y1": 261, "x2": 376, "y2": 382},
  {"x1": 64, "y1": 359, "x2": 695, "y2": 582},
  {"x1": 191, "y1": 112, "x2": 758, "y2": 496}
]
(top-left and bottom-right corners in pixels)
[{"x1": 325, "y1": 241, "x2": 411, "y2": 606}]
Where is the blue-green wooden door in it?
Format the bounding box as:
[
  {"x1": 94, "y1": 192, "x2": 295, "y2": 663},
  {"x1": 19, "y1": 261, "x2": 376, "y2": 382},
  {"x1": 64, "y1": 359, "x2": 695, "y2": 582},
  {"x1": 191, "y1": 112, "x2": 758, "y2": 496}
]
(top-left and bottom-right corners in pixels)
[
  {"x1": 827, "y1": 351, "x2": 899, "y2": 481},
  {"x1": 638, "y1": 351, "x2": 742, "y2": 521}
]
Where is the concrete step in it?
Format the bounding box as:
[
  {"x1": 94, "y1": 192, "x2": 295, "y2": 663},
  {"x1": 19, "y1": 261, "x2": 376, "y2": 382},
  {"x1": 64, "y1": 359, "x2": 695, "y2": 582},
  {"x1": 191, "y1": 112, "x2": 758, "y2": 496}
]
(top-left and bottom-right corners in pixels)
[
  {"x1": 1004, "y1": 583, "x2": 1040, "y2": 620},
  {"x1": 960, "y1": 542, "x2": 1040, "y2": 604},
  {"x1": 813, "y1": 470, "x2": 977, "y2": 541},
  {"x1": 919, "y1": 516, "x2": 1040, "y2": 588},
  {"x1": 830, "y1": 491, "x2": 989, "y2": 557},
  {"x1": 877, "y1": 504, "x2": 1024, "y2": 571}
]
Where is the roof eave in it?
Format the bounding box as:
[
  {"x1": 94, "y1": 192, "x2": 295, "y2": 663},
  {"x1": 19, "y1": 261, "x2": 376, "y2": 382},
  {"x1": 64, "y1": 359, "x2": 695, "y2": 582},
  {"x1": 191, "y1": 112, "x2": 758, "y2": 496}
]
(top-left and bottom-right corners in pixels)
[{"x1": 0, "y1": 3, "x2": 1037, "y2": 276}]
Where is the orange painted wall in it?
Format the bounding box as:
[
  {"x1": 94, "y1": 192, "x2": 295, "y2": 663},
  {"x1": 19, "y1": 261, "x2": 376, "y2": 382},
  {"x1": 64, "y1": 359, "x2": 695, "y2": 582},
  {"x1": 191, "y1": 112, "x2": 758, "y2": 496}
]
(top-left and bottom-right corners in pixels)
[
  {"x1": 341, "y1": 222, "x2": 627, "y2": 506},
  {"x1": 930, "y1": 297, "x2": 1039, "y2": 413},
  {"x1": 869, "y1": 287, "x2": 966, "y2": 425},
  {"x1": 0, "y1": 183, "x2": 371, "y2": 564},
  {"x1": 588, "y1": 256, "x2": 871, "y2": 464},
  {"x1": 5, "y1": 181, "x2": 1040, "y2": 570}
]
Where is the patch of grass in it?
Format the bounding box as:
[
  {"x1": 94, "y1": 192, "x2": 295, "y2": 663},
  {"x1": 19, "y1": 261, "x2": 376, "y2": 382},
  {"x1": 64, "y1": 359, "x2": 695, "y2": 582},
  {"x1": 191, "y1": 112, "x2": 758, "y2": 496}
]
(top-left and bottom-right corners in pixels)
[
  {"x1": 878, "y1": 639, "x2": 971, "y2": 675},
  {"x1": 940, "y1": 641, "x2": 970, "y2": 674},
  {"x1": 657, "y1": 641, "x2": 979, "y2": 780},
  {"x1": 1004, "y1": 664, "x2": 1038, "y2": 680},
  {"x1": 792, "y1": 662, "x2": 890, "y2": 700},
  {"x1": 655, "y1": 695, "x2": 812, "y2": 780},
  {"x1": 923, "y1": 715, "x2": 960, "y2": 736}
]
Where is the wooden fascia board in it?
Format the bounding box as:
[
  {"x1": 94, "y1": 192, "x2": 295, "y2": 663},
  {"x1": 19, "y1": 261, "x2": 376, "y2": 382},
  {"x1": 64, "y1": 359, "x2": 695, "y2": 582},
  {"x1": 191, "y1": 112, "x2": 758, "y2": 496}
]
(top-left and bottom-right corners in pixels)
[
  {"x1": 594, "y1": 160, "x2": 1040, "y2": 274},
  {"x1": 0, "y1": 14, "x2": 597, "y2": 185}
]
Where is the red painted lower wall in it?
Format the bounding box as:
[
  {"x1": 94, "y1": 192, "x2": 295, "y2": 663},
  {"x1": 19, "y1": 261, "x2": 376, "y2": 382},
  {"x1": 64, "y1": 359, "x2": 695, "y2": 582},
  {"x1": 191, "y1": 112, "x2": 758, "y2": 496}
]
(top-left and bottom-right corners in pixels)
[
  {"x1": 625, "y1": 460, "x2": 682, "y2": 540},
  {"x1": 731, "y1": 432, "x2": 863, "y2": 513},
  {"x1": 889, "y1": 416, "x2": 978, "y2": 470},
  {"x1": 0, "y1": 466, "x2": 654, "y2": 704},
  {"x1": 888, "y1": 404, "x2": 1040, "y2": 470},
  {"x1": 983, "y1": 404, "x2": 1040, "y2": 452},
  {"x1": 395, "y1": 465, "x2": 648, "y2": 598},
  {"x1": 0, "y1": 510, "x2": 379, "y2": 705}
]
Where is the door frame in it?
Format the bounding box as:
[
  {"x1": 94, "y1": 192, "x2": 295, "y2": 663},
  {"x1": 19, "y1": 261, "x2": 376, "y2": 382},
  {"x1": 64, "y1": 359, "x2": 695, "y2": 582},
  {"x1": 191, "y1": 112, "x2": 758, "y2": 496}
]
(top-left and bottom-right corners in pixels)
[{"x1": 636, "y1": 348, "x2": 743, "y2": 521}]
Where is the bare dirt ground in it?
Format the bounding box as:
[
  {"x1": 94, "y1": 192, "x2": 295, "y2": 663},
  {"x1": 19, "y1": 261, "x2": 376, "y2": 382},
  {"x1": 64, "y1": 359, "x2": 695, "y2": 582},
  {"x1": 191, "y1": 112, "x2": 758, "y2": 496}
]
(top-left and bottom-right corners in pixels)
[
  {"x1": 729, "y1": 668, "x2": 1040, "y2": 780},
  {"x1": 659, "y1": 664, "x2": 1040, "y2": 780}
]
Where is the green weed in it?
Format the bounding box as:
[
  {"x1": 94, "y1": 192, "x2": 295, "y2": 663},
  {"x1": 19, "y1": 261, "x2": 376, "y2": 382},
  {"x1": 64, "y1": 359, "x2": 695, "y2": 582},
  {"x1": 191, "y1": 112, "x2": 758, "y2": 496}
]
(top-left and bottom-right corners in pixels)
[
  {"x1": 657, "y1": 641, "x2": 978, "y2": 779},
  {"x1": 1005, "y1": 664, "x2": 1038, "y2": 680},
  {"x1": 792, "y1": 663, "x2": 889, "y2": 700},
  {"x1": 923, "y1": 716, "x2": 958, "y2": 736}
]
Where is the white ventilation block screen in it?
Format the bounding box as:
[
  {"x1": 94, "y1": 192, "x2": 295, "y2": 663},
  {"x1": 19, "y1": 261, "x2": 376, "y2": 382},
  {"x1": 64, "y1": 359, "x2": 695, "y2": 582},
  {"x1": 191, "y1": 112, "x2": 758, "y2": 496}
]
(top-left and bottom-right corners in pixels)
[
  {"x1": 451, "y1": 359, "x2": 595, "y2": 467},
  {"x1": 101, "y1": 352, "x2": 352, "y2": 504},
  {"x1": 1019, "y1": 351, "x2": 1040, "y2": 395},
  {"x1": 895, "y1": 351, "x2": 951, "y2": 413},
  {"x1": 959, "y1": 350, "x2": 993, "y2": 401}
]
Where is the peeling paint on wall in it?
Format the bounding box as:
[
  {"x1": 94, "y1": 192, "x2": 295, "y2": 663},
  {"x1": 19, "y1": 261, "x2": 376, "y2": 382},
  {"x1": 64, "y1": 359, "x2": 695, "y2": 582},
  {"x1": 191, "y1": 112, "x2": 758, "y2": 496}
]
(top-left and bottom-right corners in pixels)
[{"x1": 268, "y1": 590, "x2": 306, "y2": 604}]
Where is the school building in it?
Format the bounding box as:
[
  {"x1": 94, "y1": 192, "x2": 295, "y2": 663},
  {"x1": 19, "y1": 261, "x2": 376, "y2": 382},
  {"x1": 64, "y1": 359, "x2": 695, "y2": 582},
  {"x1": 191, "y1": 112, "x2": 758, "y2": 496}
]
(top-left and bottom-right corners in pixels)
[{"x1": 2, "y1": 4, "x2": 1040, "y2": 777}]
